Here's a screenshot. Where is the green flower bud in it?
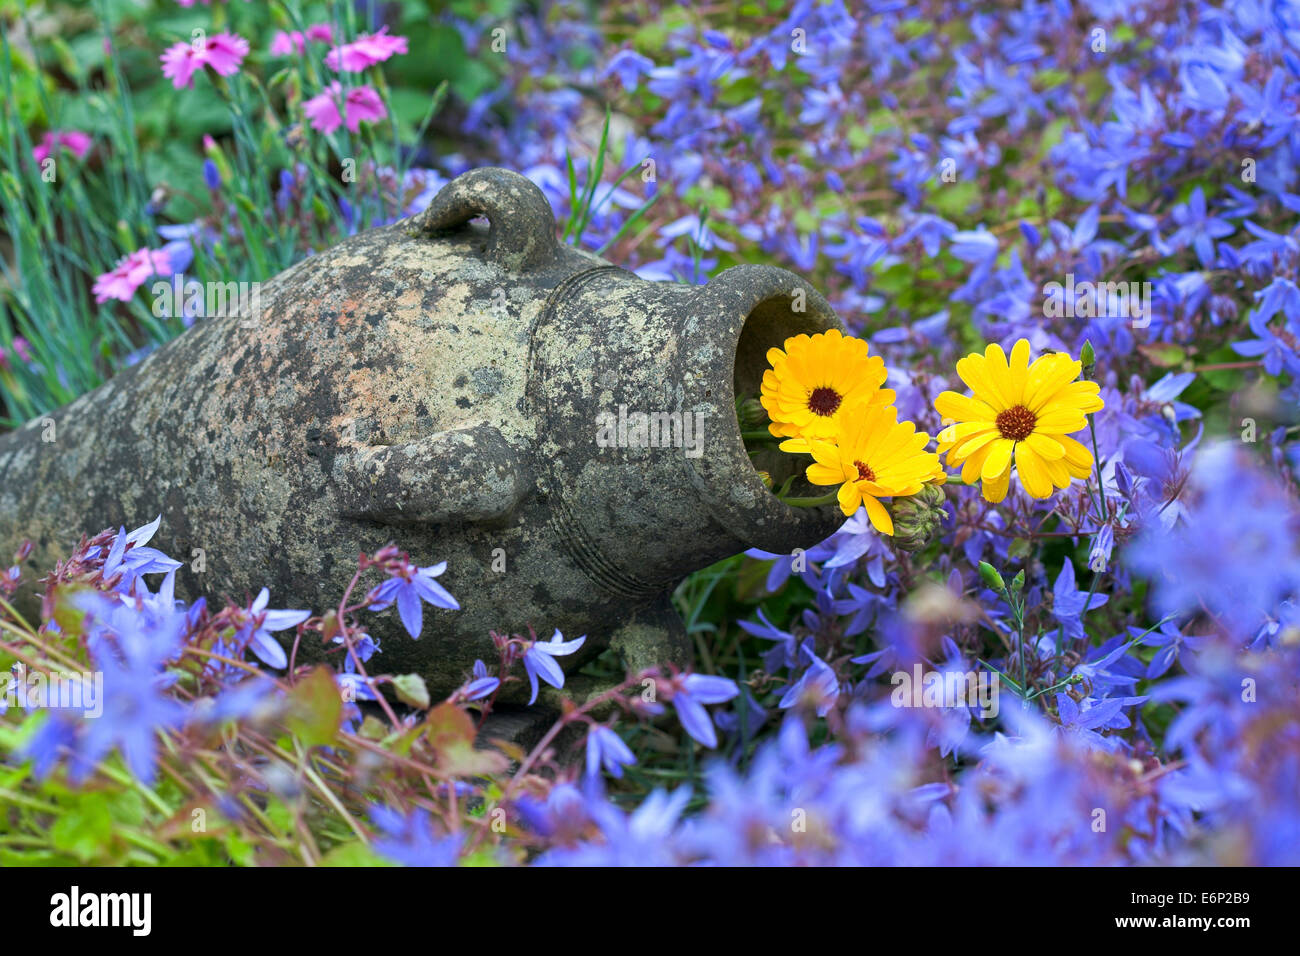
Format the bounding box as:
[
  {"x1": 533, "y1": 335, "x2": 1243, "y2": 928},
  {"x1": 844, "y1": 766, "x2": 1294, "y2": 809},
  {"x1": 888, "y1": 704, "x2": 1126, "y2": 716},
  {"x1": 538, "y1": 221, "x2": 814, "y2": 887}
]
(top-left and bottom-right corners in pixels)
[
  {"x1": 737, "y1": 396, "x2": 769, "y2": 431},
  {"x1": 114, "y1": 219, "x2": 135, "y2": 253},
  {"x1": 1010, "y1": 569, "x2": 1026, "y2": 593},
  {"x1": 1080, "y1": 339, "x2": 1096, "y2": 373},
  {"x1": 891, "y1": 522, "x2": 937, "y2": 552},
  {"x1": 917, "y1": 483, "x2": 946, "y2": 509},
  {"x1": 889, "y1": 485, "x2": 948, "y2": 552},
  {"x1": 978, "y1": 561, "x2": 1006, "y2": 591}
]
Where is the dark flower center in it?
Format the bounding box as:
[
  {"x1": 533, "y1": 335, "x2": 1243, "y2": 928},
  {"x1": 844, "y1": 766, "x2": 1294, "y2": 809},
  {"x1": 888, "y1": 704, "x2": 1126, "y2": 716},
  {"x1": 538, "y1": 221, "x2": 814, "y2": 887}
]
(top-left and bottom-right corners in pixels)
[
  {"x1": 996, "y1": 405, "x2": 1037, "y2": 441},
  {"x1": 854, "y1": 460, "x2": 876, "y2": 482},
  {"x1": 808, "y1": 387, "x2": 843, "y2": 417}
]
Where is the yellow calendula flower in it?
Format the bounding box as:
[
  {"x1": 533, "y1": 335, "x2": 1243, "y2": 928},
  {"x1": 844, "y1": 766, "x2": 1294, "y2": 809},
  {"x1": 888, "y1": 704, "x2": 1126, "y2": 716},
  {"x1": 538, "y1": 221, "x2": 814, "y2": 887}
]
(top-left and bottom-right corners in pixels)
[
  {"x1": 806, "y1": 402, "x2": 945, "y2": 530},
  {"x1": 934, "y1": 339, "x2": 1104, "y2": 503},
  {"x1": 760, "y1": 328, "x2": 895, "y2": 453}
]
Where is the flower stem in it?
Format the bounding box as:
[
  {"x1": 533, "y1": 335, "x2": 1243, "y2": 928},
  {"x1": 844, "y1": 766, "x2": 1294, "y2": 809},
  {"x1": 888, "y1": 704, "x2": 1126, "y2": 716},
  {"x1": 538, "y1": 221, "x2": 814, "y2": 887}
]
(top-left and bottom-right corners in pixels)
[
  {"x1": 779, "y1": 489, "x2": 840, "y2": 508},
  {"x1": 1079, "y1": 356, "x2": 1110, "y2": 524},
  {"x1": 993, "y1": 579, "x2": 1029, "y2": 703},
  {"x1": 1087, "y1": 412, "x2": 1110, "y2": 523},
  {"x1": 1080, "y1": 559, "x2": 1104, "y2": 647},
  {"x1": 1013, "y1": 592, "x2": 1027, "y2": 702}
]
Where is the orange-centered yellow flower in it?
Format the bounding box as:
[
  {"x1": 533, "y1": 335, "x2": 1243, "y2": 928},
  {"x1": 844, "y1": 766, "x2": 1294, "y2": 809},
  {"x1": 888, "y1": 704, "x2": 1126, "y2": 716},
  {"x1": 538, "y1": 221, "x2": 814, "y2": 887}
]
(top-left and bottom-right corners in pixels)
[
  {"x1": 806, "y1": 402, "x2": 944, "y2": 529},
  {"x1": 934, "y1": 340, "x2": 1104, "y2": 503},
  {"x1": 760, "y1": 328, "x2": 895, "y2": 453}
]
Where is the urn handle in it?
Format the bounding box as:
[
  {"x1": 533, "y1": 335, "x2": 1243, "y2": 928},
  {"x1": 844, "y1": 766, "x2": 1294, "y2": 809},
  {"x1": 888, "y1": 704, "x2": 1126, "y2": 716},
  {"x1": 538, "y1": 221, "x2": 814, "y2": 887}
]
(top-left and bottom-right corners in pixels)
[{"x1": 415, "y1": 167, "x2": 559, "y2": 272}]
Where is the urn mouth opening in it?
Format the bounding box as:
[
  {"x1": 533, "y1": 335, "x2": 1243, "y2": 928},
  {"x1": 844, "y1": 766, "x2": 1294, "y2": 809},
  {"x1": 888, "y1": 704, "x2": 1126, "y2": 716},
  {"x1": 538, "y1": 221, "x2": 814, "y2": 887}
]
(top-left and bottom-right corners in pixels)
[
  {"x1": 687, "y1": 265, "x2": 847, "y2": 554},
  {"x1": 738, "y1": 295, "x2": 837, "y2": 496},
  {"x1": 733, "y1": 296, "x2": 828, "y2": 497}
]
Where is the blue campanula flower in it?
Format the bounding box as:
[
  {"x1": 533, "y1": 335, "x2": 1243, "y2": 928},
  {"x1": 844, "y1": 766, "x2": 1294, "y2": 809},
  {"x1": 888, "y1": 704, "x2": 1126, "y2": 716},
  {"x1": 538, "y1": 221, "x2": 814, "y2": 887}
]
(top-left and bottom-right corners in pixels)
[
  {"x1": 461, "y1": 659, "x2": 499, "y2": 701},
  {"x1": 585, "y1": 725, "x2": 637, "y2": 780},
  {"x1": 1051, "y1": 559, "x2": 1108, "y2": 644},
  {"x1": 522, "y1": 630, "x2": 586, "y2": 704},
  {"x1": 667, "y1": 673, "x2": 738, "y2": 748},
  {"x1": 368, "y1": 560, "x2": 459, "y2": 640},
  {"x1": 233, "y1": 588, "x2": 310, "y2": 670},
  {"x1": 779, "y1": 652, "x2": 839, "y2": 718},
  {"x1": 370, "y1": 806, "x2": 464, "y2": 867}
]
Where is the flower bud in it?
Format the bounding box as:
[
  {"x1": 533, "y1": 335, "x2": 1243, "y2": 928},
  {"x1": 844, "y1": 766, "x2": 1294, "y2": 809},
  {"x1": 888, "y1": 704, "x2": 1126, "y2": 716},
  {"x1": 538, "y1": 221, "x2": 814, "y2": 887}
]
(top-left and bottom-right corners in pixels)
[
  {"x1": 202, "y1": 158, "x2": 222, "y2": 191},
  {"x1": 202, "y1": 135, "x2": 234, "y2": 187},
  {"x1": 1113, "y1": 460, "x2": 1133, "y2": 498},
  {"x1": 737, "y1": 396, "x2": 768, "y2": 431},
  {"x1": 1080, "y1": 339, "x2": 1096, "y2": 372},
  {"x1": 889, "y1": 484, "x2": 948, "y2": 552},
  {"x1": 978, "y1": 561, "x2": 1006, "y2": 591},
  {"x1": 917, "y1": 483, "x2": 946, "y2": 509}
]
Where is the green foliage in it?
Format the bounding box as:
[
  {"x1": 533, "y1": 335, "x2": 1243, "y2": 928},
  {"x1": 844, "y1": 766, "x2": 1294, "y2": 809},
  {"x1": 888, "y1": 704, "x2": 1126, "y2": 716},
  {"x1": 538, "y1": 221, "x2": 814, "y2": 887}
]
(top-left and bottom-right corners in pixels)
[{"x1": 0, "y1": 0, "x2": 463, "y2": 426}]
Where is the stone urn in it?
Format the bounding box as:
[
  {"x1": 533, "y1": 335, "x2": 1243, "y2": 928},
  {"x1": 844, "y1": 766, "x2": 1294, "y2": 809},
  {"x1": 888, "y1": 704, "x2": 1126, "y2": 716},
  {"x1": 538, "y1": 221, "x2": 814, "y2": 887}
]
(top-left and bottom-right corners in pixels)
[{"x1": 0, "y1": 167, "x2": 844, "y2": 703}]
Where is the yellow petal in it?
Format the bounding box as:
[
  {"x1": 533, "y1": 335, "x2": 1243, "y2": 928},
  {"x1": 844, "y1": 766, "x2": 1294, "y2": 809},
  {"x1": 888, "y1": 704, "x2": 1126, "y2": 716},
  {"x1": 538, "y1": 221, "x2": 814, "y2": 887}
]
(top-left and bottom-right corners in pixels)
[
  {"x1": 1043, "y1": 455, "x2": 1072, "y2": 488},
  {"x1": 984, "y1": 343, "x2": 1020, "y2": 406},
  {"x1": 938, "y1": 421, "x2": 991, "y2": 443},
  {"x1": 1065, "y1": 457, "x2": 1093, "y2": 480},
  {"x1": 981, "y1": 438, "x2": 1015, "y2": 482},
  {"x1": 952, "y1": 429, "x2": 1000, "y2": 459},
  {"x1": 1009, "y1": 338, "x2": 1031, "y2": 392},
  {"x1": 934, "y1": 390, "x2": 997, "y2": 424},
  {"x1": 1014, "y1": 442, "x2": 1053, "y2": 498},
  {"x1": 1023, "y1": 432, "x2": 1065, "y2": 460},
  {"x1": 981, "y1": 469, "x2": 1010, "y2": 503},
  {"x1": 960, "y1": 443, "x2": 993, "y2": 484},
  {"x1": 1033, "y1": 408, "x2": 1089, "y2": 433},
  {"x1": 806, "y1": 462, "x2": 844, "y2": 486},
  {"x1": 1057, "y1": 434, "x2": 1093, "y2": 467},
  {"x1": 955, "y1": 354, "x2": 1008, "y2": 410},
  {"x1": 1024, "y1": 354, "x2": 1082, "y2": 411},
  {"x1": 857, "y1": 478, "x2": 892, "y2": 497},
  {"x1": 863, "y1": 495, "x2": 894, "y2": 534},
  {"x1": 855, "y1": 405, "x2": 899, "y2": 460},
  {"x1": 1038, "y1": 381, "x2": 1104, "y2": 415},
  {"x1": 837, "y1": 480, "x2": 861, "y2": 517}
]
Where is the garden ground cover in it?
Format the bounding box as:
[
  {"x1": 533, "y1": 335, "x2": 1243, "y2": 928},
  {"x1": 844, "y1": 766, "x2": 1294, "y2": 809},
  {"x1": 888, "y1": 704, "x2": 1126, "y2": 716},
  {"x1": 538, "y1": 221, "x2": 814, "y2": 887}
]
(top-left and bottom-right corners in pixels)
[{"x1": 0, "y1": 0, "x2": 1297, "y2": 866}]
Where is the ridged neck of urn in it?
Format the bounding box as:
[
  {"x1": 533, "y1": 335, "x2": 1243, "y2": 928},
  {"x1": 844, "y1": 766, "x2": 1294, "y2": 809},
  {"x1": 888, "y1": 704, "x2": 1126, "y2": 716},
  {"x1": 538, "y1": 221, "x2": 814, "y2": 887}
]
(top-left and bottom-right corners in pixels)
[
  {"x1": 524, "y1": 263, "x2": 845, "y2": 593},
  {"x1": 678, "y1": 264, "x2": 848, "y2": 552}
]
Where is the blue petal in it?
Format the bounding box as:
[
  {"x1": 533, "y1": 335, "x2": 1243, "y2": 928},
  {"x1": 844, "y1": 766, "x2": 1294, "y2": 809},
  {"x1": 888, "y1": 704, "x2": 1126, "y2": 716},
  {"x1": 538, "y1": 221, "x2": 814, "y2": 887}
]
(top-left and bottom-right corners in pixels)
[
  {"x1": 675, "y1": 695, "x2": 718, "y2": 748},
  {"x1": 530, "y1": 648, "x2": 566, "y2": 690},
  {"x1": 682, "y1": 674, "x2": 739, "y2": 704},
  {"x1": 250, "y1": 629, "x2": 288, "y2": 669},
  {"x1": 263, "y1": 608, "x2": 310, "y2": 632},
  {"x1": 396, "y1": 585, "x2": 423, "y2": 640},
  {"x1": 413, "y1": 575, "x2": 460, "y2": 610}
]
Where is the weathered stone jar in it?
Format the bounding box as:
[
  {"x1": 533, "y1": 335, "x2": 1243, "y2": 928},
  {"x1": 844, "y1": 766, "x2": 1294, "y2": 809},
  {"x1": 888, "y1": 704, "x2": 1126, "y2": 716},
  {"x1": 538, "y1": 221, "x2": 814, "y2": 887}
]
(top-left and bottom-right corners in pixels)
[{"x1": 0, "y1": 167, "x2": 844, "y2": 699}]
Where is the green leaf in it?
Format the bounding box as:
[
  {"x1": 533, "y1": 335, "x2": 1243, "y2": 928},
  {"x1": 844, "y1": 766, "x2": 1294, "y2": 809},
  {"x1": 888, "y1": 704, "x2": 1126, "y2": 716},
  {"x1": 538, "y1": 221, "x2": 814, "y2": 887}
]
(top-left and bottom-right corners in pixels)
[
  {"x1": 425, "y1": 702, "x2": 509, "y2": 777},
  {"x1": 321, "y1": 841, "x2": 395, "y2": 866},
  {"x1": 1007, "y1": 538, "x2": 1033, "y2": 560},
  {"x1": 392, "y1": 673, "x2": 430, "y2": 710},
  {"x1": 224, "y1": 831, "x2": 257, "y2": 866},
  {"x1": 1138, "y1": 342, "x2": 1187, "y2": 368},
  {"x1": 50, "y1": 793, "x2": 115, "y2": 862},
  {"x1": 929, "y1": 181, "x2": 979, "y2": 218},
  {"x1": 285, "y1": 667, "x2": 343, "y2": 748},
  {"x1": 106, "y1": 788, "x2": 147, "y2": 827}
]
